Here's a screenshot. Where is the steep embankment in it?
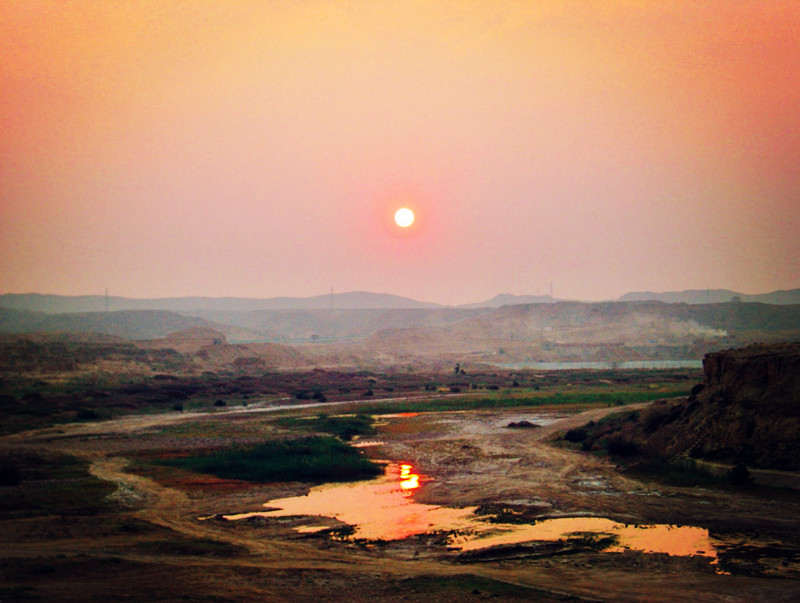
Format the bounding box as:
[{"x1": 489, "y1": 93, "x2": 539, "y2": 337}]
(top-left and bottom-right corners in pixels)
[{"x1": 586, "y1": 343, "x2": 800, "y2": 470}]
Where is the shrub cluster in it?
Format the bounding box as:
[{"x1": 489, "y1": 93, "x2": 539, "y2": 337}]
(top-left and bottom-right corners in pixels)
[{"x1": 161, "y1": 436, "x2": 382, "y2": 483}]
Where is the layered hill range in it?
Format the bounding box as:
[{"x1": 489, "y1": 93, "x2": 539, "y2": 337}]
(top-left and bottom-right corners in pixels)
[{"x1": 1, "y1": 290, "x2": 799, "y2": 372}]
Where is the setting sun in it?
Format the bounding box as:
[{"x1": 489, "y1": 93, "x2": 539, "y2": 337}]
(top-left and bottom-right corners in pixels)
[{"x1": 394, "y1": 208, "x2": 414, "y2": 228}]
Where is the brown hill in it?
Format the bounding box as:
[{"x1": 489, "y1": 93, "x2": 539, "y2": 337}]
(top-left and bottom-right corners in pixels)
[
  {"x1": 138, "y1": 327, "x2": 310, "y2": 373},
  {"x1": 191, "y1": 342, "x2": 309, "y2": 373},
  {"x1": 138, "y1": 326, "x2": 228, "y2": 354},
  {"x1": 362, "y1": 302, "x2": 740, "y2": 364}
]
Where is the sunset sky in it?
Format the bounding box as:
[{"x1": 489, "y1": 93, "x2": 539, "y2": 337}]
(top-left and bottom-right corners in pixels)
[{"x1": 2, "y1": 1, "x2": 798, "y2": 305}]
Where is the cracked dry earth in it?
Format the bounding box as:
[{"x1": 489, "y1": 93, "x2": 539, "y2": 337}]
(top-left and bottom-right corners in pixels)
[{"x1": 2, "y1": 403, "x2": 800, "y2": 602}]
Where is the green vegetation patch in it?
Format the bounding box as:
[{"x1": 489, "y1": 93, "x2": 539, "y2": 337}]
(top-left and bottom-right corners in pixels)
[
  {"x1": 275, "y1": 413, "x2": 376, "y2": 440},
  {"x1": 159, "y1": 436, "x2": 382, "y2": 483},
  {"x1": 626, "y1": 458, "x2": 735, "y2": 488},
  {"x1": 0, "y1": 452, "x2": 117, "y2": 519},
  {"x1": 351, "y1": 386, "x2": 691, "y2": 415}
]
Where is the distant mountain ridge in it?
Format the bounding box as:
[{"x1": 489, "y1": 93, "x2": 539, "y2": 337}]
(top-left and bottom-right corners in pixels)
[
  {"x1": 0, "y1": 291, "x2": 443, "y2": 314},
  {"x1": 459, "y1": 293, "x2": 557, "y2": 308},
  {"x1": 617, "y1": 288, "x2": 800, "y2": 305},
  {"x1": 1, "y1": 287, "x2": 798, "y2": 315},
  {"x1": 3, "y1": 300, "x2": 799, "y2": 348}
]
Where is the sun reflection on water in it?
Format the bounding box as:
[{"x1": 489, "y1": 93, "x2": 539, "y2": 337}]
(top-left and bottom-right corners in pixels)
[
  {"x1": 222, "y1": 463, "x2": 721, "y2": 564},
  {"x1": 399, "y1": 464, "x2": 419, "y2": 493},
  {"x1": 224, "y1": 462, "x2": 477, "y2": 541}
]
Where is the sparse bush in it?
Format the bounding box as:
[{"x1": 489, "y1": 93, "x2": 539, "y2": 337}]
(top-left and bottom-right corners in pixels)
[
  {"x1": 213, "y1": 399, "x2": 226, "y2": 407},
  {"x1": 606, "y1": 436, "x2": 640, "y2": 457},
  {"x1": 564, "y1": 428, "x2": 588, "y2": 443},
  {"x1": 316, "y1": 414, "x2": 375, "y2": 440},
  {"x1": 172, "y1": 403, "x2": 184, "y2": 412},
  {"x1": 76, "y1": 408, "x2": 99, "y2": 420},
  {"x1": 161, "y1": 436, "x2": 381, "y2": 483},
  {"x1": 643, "y1": 406, "x2": 669, "y2": 433}
]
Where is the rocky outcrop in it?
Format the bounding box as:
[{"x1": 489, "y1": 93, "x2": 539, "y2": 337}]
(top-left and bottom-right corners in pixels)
[
  {"x1": 571, "y1": 343, "x2": 800, "y2": 471},
  {"x1": 642, "y1": 343, "x2": 800, "y2": 469}
]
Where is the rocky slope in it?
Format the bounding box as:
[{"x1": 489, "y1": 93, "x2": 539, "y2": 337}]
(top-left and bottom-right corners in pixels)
[{"x1": 582, "y1": 343, "x2": 800, "y2": 470}]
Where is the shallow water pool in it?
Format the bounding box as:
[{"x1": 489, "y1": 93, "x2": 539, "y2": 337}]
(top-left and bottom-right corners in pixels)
[{"x1": 223, "y1": 462, "x2": 719, "y2": 562}]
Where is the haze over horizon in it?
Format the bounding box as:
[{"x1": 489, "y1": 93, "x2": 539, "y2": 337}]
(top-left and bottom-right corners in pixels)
[{"x1": 3, "y1": 2, "x2": 799, "y2": 307}]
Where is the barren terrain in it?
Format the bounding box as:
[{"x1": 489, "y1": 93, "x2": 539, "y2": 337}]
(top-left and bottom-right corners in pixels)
[{"x1": 3, "y1": 391, "x2": 799, "y2": 601}]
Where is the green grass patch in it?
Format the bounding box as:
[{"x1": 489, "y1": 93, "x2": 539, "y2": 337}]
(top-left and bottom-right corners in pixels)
[
  {"x1": 275, "y1": 413, "x2": 376, "y2": 440},
  {"x1": 0, "y1": 452, "x2": 117, "y2": 519},
  {"x1": 627, "y1": 458, "x2": 730, "y2": 488},
  {"x1": 159, "y1": 436, "x2": 382, "y2": 483},
  {"x1": 347, "y1": 386, "x2": 691, "y2": 415}
]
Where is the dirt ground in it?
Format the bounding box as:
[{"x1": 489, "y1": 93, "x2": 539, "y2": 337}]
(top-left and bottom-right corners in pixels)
[{"x1": 2, "y1": 401, "x2": 800, "y2": 602}]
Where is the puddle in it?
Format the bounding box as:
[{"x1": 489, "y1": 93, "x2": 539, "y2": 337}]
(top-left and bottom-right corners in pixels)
[
  {"x1": 455, "y1": 517, "x2": 716, "y2": 557},
  {"x1": 221, "y1": 463, "x2": 734, "y2": 567},
  {"x1": 225, "y1": 463, "x2": 477, "y2": 541}
]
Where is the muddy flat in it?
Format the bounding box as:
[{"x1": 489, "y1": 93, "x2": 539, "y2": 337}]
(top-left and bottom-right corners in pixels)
[{"x1": 2, "y1": 402, "x2": 799, "y2": 602}]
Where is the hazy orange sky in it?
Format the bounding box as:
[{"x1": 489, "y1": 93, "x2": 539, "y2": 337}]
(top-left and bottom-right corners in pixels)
[{"x1": 2, "y1": 1, "x2": 798, "y2": 304}]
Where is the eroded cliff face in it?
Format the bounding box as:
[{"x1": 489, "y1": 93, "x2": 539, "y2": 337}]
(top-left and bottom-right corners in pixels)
[
  {"x1": 576, "y1": 343, "x2": 800, "y2": 470},
  {"x1": 701, "y1": 343, "x2": 800, "y2": 417},
  {"x1": 639, "y1": 343, "x2": 800, "y2": 470}
]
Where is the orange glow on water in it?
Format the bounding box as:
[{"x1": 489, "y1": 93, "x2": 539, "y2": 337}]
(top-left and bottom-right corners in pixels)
[
  {"x1": 223, "y1": 464, "x2": 719, "y2": 563},
  {"x1": 225, "y1": 463, "x2": 476, "y2": 541},
  {"x1": 457, "y1": 517, "x2": 718, "y2": 561},
  {"x1": 399, "y1": 464, "x2": 420, "y2": 492}
]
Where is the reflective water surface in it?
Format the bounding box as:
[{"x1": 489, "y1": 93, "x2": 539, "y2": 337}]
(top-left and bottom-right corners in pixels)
[
  {"x1": 455, "y1": 517, "x2": 716, "y2": 558},
  {"x1": 226, "y1": 462, "x2": 476, "y2": 541},
  {"x1": 224, "y1": 463, "x2": 717, "y2": 560}
]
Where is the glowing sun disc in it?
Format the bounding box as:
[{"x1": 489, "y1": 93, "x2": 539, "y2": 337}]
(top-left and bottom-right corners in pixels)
[{"x1": 394, "y1": 208, "x2": 414, "y2": 228}]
